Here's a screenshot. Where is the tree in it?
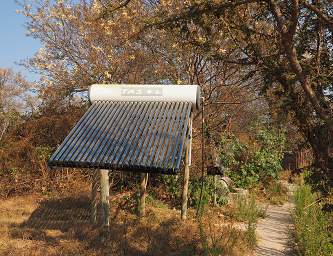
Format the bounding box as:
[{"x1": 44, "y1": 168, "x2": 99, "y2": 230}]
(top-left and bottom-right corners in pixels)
[
  {"x1": 21, "y1": 0, "x2": 269, "y2": 151},
  {"x1": 146, "y1": 0, "x2": 333, "y2": 191},
  {"x1": 0, "y1": 68, "x2": 33, "y2": 141}
]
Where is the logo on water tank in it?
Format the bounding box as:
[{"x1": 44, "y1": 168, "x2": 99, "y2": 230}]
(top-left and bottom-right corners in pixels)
[{"x1": 121, "y1": 87, "x2": 163, "y2": 96}]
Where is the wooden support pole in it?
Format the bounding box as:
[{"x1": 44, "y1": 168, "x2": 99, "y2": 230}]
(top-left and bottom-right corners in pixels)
[
  {"x1": 181, "y1": 149, "x2": 190, "y2": 220},
  {"x1": 139, "y1": 173, "x2": 149, "y2": 218},
  {"x1": 91, "y1": 171, "x2": 98, "y2": 224},
  {"x1": 100, "y1": 169, "x2": 110, "y2": 227}
]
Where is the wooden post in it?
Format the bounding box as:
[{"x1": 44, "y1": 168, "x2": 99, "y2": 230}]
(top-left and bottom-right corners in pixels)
[
  {"x1": 139, "y1": 173, "x2": 149, "y2": 217},
  {"x1": 181, "y1": 116, "x2": 192, "y2": 220},
  {"x1": 213, "y1": 175, "x2": 217, "y2": 206},
  {"x1": 100, "y1": 169, "x2": 110, "y2": 227},
  {"x1": 91, "y1": 170, "x2": 98, "y2": 224},
  {"x1": 181, "y1": 146, "x2": 190, "y2": 220}
]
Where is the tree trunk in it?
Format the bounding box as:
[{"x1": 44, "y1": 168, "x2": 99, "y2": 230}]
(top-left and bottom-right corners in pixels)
[
  {"x1": 308, "y1": 125, "x2": 333, "y2": 192},
  {"x1": 277, "y1": 76, "x2": 333, "y2": 192}
]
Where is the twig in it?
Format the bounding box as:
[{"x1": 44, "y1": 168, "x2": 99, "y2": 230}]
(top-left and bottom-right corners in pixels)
[{"x1": 304, "y1": 197, "x2": 323, "y2": 209}]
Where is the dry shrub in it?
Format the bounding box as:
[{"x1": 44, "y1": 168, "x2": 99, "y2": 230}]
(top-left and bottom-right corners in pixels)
[{"x1": 0, "y1": 105, "x2": 86, "y2": 197}]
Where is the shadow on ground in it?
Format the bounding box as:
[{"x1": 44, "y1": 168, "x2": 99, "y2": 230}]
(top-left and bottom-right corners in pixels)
[
  {"x1": 19, "y1": 196, "x2": 92, "y2": 231},
  {"x1": 8, "y1": 196, "x2": 199, "y2": 256}
]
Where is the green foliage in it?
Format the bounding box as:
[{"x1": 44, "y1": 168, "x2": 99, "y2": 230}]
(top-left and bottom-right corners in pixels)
[
  {"x1": 244, "y1": 223, "x2": 257, "y2": 249},
  {"x1": 188, "y1": 178, "x2": 211, "y2": 209},
  {"x1": 219, "y1": 134, "x2": 247, "y2": 170},
  {"x1": 214, "y1": 182, "x2": 229, "y2": 205},
  {"x1": 35, "y1": 146, "x2": 52, "y2": 161},
  {"x1": 162, "y1": 175, "x2": 228, "y2": 210},
  {"x1": 293, "y1": 185, "x2": 333, "y2": 256},
  {"x1": 162, "y1": 175, "x2": 181, "y2": 200},
  {"x1": 189, "y1": 177, "x2": 230, "y2": 210},
  {"x1": 146, "y1": 194, "x2": 168, "y2": 209},
  {"x1": 221, "y1": 128, "x2": 286, "y2": 188}
]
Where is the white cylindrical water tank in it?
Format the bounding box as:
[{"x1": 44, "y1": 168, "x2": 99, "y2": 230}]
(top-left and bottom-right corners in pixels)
[{"x1": 88, "y1": 84, "x2": 201, "y2": 110}]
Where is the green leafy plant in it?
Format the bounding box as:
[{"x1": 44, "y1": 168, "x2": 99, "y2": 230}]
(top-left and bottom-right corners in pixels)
[
  {"x1": 293, "y1": 184, "x2": 333, "y2": 256},
  {"x1": 188, "y1": 178, "x2": 212, "y2": 209},
  {"x1": 162, "y1": 175, "x2": 228, "y2": 211},
  {"x1": 221, "y1": 128, "x2": 285, "y2": 188},
  {"x1": 189, "y1": 177, "x2": 230, "y2": 210},
  {"x1": 162, "y1": 175, "x2": 181, "y2": 200}
]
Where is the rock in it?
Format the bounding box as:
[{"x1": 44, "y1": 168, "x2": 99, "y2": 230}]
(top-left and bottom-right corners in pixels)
[
  {"x1": 220, "y1": 176, "x2": 234, "y2": 188},
  {"x1": 233, "y1": 188, "x2": 249, "y2": 197}
]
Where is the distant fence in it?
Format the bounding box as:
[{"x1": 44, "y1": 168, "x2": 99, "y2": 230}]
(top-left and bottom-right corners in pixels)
[{"x1": 283, "y1": 148, "x2": 314, "y2": 170}]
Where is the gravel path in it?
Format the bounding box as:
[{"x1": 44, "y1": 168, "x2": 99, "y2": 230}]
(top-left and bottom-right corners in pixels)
[{"x1": 255, "y1": 202, "x2": 296, "y2": 256}]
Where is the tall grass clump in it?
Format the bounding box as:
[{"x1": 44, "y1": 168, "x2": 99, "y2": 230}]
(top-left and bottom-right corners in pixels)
[
  {"x1": 229, "y1": 194, "x2": 266, "y2": 248},
  {"x1": 198, "y1": 220, "x2": 243, "y2": 256},
  {"x1": 293, "y1": 184, "x2": 333, "y2": 256},
  {"x1": 265, "y1": 180, "x2": 288, "y2": 205}
]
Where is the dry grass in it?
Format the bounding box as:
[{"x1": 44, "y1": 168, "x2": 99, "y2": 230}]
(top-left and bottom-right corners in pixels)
[{"x1": 0, "y1": 190, "x2": 252, "y2": 256}]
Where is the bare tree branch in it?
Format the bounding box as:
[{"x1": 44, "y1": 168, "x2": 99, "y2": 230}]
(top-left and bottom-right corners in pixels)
[{"x1": 302, "y1": 1, "x2": 333, "y2": 31}]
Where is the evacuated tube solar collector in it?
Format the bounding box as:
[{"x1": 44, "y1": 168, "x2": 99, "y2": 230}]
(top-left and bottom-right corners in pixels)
[{"x1": 49, "y1": 84, "x2": 201, "y2": 174}]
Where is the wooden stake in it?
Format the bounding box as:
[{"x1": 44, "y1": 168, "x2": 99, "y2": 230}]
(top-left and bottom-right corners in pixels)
[
  {"x1": 181, "y1": 116, "x2": 192, "y2": 220},
  {"x1": 139, "y1": 173, "x2": 148, "y2": 218},
  {"x1": 91, "y1": 171, "x2": 98, "y2": 224},
  {"x1": 181, "y1": 148, "x2": 190, "y2": 220},
  {"x1": 100, "y1": 169, "x2": 110, "y2": 227}
]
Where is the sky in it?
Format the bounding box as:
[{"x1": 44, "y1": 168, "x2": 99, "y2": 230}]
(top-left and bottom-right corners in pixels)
[{"x1": 0, "y1": 0, "x2": 41, "y2": 81}]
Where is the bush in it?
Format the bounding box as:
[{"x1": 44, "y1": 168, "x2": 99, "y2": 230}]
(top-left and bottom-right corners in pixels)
[
  {"x1": 162, "y1": 175, "x2": 180, "y2": 201},
  {"x1": 220, "y1": 128, "x2": 285, "y2": 188},
  {"x1": 293, "y1": 184, "x2": 333, "y2": 256},
  {"x1": 162, "y1": 175, "x2": 228, "y2": 211}
]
